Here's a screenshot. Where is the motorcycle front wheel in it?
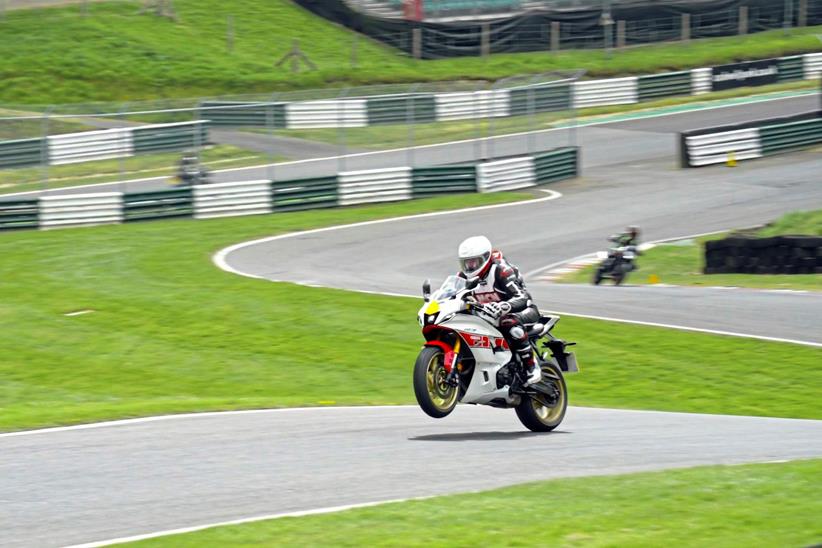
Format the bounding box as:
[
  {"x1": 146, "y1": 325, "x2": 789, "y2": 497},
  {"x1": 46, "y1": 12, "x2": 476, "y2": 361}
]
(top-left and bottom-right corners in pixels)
[
  {"x1": 413, "y1": 346, "x2": 458, "y2": 418},
  {"x1": 515, "y1": 362, "x2": 567, "y2": 432}
]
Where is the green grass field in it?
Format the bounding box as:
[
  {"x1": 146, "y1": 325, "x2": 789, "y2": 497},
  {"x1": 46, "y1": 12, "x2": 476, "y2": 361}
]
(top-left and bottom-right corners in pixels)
[
  {"x1": 1, "y1": 194, "x2": 820, "y2": 431},
  {"x1": 0, "y1": 0, "x2": 820, "y2": 104},
  {"x1": 132, "y1": 459, "x2": 822, "y2": 547},
  {"x1": 560, "y1": 209, "x2": 822, "y2": 290}
]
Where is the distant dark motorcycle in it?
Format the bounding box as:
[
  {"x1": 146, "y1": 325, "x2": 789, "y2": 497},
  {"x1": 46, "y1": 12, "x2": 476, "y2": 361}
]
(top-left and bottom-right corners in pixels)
[
  {"x1": 592, "y1": 242, "x2": 639, "y2": 286},
  {"x1": 171, "y1": 154, "x2": 211, "y2": 186}
]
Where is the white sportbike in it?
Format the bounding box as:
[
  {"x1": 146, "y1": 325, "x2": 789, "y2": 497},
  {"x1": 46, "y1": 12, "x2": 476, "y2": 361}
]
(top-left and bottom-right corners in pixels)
[{"x1": 413, "y1": 276, "x2": 579, "y2": 432}]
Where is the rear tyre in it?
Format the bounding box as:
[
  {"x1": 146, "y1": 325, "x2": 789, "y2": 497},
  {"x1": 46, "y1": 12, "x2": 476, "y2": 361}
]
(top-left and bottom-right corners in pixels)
[
  {"x1": 413, "y1": 346, "x2": 458, "y2": 419},
  {"x1": 613, "y1": 272, "x2": 625, "y2": 285},
  {"x1": 515, "y1": 362, "x2": 567, "y2": 432}
]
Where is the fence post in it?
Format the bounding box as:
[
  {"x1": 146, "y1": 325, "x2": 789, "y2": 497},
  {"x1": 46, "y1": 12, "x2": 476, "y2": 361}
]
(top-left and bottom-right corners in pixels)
[
  {"x1": 412, "y1": 26, "x2": 422, "y2": 59},
  {"x1": 798, "y1": 0, "x2": 807, "y2": 26},
  {"x1": 784, "y1": 0, "x2": 794, "y2": 33},
  {"x1": 267, "y1": 94, "x2": 276, "y2": 181},
  {"x1": 616, "y1": 20, "x2": 625, "y2": 48},
  {"x1": 118, "y1": 104, "x2": 127, "y2": 192},
  {"x1": 550, "y1": 21, "x2": 560, "y2": 52},
  {"x1": 527, "y1": 82, "x2": 536, "y2": 156},
  {"x1": 40, "y1": 109, "x2": 51, "y2": 193},
  {"x1": 338, "y1": 89, "x2": 348, "y2": 173},
  {"x1": 481, "y1": 23, "x2": 490, "y2": 57},
  {"x1": 681, "y1": 13, "x2": 690, "y2": 42},
  {"x1": 406, "y1": 85, "x2": 418, "y2": 168},
  {"x1": 739, "y1": 5, "x2": 748, "y2": 34}
]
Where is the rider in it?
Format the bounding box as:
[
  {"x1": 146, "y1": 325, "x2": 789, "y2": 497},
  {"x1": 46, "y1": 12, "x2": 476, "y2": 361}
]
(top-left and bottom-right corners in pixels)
[
  {"x1": 612, "y1": 225, "x2": 640, "y2": 247},
  {"x1": 457, "y1": 236, "x2": 541, "y2": 386}
]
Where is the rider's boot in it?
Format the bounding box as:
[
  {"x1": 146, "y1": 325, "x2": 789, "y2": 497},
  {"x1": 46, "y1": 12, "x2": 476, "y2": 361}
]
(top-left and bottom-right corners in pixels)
[{"x1": 519, "y1": 349, "x2": 541, "y2": 386}]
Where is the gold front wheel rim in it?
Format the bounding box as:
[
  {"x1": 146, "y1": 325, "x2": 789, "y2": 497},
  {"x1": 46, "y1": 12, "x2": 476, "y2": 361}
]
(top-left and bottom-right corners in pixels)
[{"x1": 425, "y1": 352, "x2": 457, "y2": 412}]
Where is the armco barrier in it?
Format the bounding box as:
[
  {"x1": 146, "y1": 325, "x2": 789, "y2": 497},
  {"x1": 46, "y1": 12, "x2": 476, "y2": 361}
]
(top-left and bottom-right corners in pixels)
[
  {"x1": 690, "y1": 68, "x2": 713, "y2": 95},
  {"x1": 776, "y1": 56, "x2": 806, "y2": 82},
  {"x1": 123, "y1": 188, "x2": 194, "y2": 222},
  {"x1": 286, "y1": 99, "x2": 368, "y2": 129},
  {"x1": 0, "y1": 146, "x2": 581, "y2": 232},
  {"x1": 271, "y1": 176, "x2": 338, "y2": 211},
  {"x1": 337, "y1": 167, "x2": 412, "y2": 206},
  {"x1": 705, "y1": 236, "x2": 822, "y2": 275},
  {"x1": 638, "y1": 71, "x2": 692, "y2": 101},
  {"x1": 508, "y1": 83, "x2": 572, "y2": 116},
  {"x1": 477, "y1": 157, "x2": 536, "y2": 193},
  {"x1": 47, "y1": 128, "x2": 133, "y2": 166},
  {"x1": 682, "y1": 128, "x2": 763, "y2": 167},
  {"x1": 366, "y1": 94, "x2": 437, "y2": 125},
  {"x1": 39, "y1": 192, "x2": 123, "y2": 229},
  {"x1": 534, "y1": 147, "x2": 579, "y2": 183},
  {"x1": 411, "y1": 165, "x2": 477, "y2": 197},
  {"x1": 0, "y1": 199, "x2": 39, "y2": 230},
  {"x1": 573, "y1": 77, "x2": 638, "y2": 109},
  {"x1": 434, "y1": 90, "x2": 510, "y2": 121},
  {"x1": 199, "y1": 101, "x2": 287, "y2": 128},
  {"x1": 803, "y1": 52, "x2": 822, "y2": 80},
  {"x1": 131, "y1": 121, "x2": 209, "y2": 155},
  {"x1": 759, "y1": 118, "x2": 822, "y2": 156},
  {"x1": 0, "y1": 138, "x2": 44, "y2": 169},
  {"x1": 193, "y1": 180, "x2": 272, "y2": 219},
  {"x1": 680, "y1": 111, "x2": 821, "y2": 167}
]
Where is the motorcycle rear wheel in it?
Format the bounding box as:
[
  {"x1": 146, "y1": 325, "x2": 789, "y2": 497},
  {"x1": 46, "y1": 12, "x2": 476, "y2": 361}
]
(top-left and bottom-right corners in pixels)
[
  {"x1": 515, "y1": 362, "x2": 567, "y2": 432},
  {"x1": 413, "y1": 346, "x2": 458, "y2": 418}
]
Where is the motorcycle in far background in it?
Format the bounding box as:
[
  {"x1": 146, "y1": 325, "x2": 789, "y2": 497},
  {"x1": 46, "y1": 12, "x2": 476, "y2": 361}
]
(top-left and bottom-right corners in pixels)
[
  {"x1": 170, "y1": 152, "x2": 211, "y2": 186},
  {"x1": 592, "y1": 235, "x2": 641, "y2": 285}
]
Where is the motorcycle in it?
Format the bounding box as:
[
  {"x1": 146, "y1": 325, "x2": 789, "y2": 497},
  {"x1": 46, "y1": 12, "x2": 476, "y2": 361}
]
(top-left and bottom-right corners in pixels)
[
  {"x1": 592, "y1": 240, "x2": 639, "y2": 286},
  {"x1": 170, "y1": 159, "x2": 211, "y2": 187},
  {"x1": 413, "y1": 276, "x2": 578, "y2": 432}
]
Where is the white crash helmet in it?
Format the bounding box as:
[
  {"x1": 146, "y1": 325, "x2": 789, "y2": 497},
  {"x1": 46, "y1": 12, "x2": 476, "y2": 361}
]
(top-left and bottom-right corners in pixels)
[{"x1": 458, "y1": 236, "x2": 493, "y2": 279}]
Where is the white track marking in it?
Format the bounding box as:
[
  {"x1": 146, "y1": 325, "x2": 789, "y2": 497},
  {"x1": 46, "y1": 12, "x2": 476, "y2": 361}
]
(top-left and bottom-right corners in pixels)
[
  {"x1": 213, "y1": 189, "x2": 562, "y2": 278},
  {"x1": 214, "y1": 214, "x2": 821, "y2": 348},
  {"x1": 64, "y1": 496, "x2": 441, "y2": 547},
  {"x1": 3, "y1": 91, "x2": 814, "y2": 198},
  {"x1": 0, "y1": 405, "x2": 417, "y2": 439}
]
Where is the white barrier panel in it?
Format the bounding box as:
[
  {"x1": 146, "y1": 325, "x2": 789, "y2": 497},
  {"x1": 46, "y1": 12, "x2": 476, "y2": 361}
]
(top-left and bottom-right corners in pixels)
[
  {"x1": 285, "y1": 99, "x2": 368, "y2": 129},
  {"x1": 686, "y1": 128, "x2": 762, "y2": 166},
  {"x1": 804, "y1": 52, "x2": 822, "y2": 80},
  {"x1": 476, "y1": 157, "x2": 535, "y2": 193},
  {"x1": 572, "y1": 77, "x2": 638, "y2": 109},
  {"x1": 48, "y1": 128, "x2": 134, "y2": 166},
  {"x1": 434, "y1": 90, "x2": 510, "y2": 121},
  {"x1": 193, "y1": 180, "x2": 272, "y2": 219},
  {"x1": 338, "y1": 167, "x2": 412, "y2": 206},
  {"x1": 691, "y1": 68, "x2": 713, "y2": 95},
  {"x1": 39, "y1": 192, "x2": 123, "y2": 229}
]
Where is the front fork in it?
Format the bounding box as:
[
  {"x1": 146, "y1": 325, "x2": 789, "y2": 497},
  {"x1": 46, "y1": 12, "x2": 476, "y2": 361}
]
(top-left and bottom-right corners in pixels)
[{"x1": 445, "y1": 338, "x2": 461, "y2": 386}]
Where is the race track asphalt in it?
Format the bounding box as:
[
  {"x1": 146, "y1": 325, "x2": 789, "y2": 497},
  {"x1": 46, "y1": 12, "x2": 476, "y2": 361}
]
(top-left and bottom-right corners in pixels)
[{"x1": 3, "y1": 406, "x2": 822, "y2": 547}]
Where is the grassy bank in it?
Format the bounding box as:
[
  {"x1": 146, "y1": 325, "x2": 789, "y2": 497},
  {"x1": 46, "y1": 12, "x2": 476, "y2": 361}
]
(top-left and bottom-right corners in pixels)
[
  {"x1": 1, "y1": 194, "x2": 820, "y2": 431},
  {"x1": 0, "y1": 0, "x2": 820, "y2": 104},
  {"x1": 133, "y1": 459, "x2": 822, "y2": 547},
  {"x1": 561, "y1": 209, "x2": 822, "y2": 290}
]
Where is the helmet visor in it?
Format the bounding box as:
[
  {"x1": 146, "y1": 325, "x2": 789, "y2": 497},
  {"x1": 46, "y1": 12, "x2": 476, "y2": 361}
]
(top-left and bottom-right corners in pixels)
[{"x1": 460, "y1": 252, "x2": 490, "y2": 277}]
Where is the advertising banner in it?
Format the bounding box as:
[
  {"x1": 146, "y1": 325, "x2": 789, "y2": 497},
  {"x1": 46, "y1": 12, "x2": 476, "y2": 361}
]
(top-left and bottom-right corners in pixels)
[{"x1": 711, "y1": 59, "x2": 780, "y2": 91}]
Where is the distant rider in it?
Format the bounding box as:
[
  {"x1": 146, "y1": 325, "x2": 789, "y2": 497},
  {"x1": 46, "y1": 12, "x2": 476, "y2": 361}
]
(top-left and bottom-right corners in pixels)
[
  {"x1": 611, "y1": 225, "x2": 640, "y2": 248},
  {"x1": 457, "y1": 236, "x2": 541, "y2": 386}
]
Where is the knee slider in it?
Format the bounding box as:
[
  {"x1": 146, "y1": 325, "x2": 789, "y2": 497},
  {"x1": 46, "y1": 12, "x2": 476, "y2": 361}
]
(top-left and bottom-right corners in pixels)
[{"x1": 509, "y1": 325, "x2": 526, "y2": 341}]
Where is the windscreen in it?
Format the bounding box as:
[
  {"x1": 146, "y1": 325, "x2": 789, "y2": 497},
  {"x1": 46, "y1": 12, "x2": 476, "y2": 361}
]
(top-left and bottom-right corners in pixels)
[{"x1": 431, "y1": 275, "x2": 465, "y2": 302}]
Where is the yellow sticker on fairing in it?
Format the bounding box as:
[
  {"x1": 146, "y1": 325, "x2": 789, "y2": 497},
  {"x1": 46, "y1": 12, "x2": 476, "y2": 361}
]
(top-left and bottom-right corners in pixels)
[{"x1": 425, "y1": 301, "x2": 440, "y2": 315}]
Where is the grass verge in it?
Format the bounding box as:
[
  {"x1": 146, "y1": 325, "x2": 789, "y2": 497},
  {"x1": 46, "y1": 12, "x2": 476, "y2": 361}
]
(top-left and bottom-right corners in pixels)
[
  {"x1": 1, "y1": 194, "x2": 820, "y2": 431},
  {"x1": 560, "y1": 209, "x2": 822, "y2": 290},
  {"x1": 0, "y1": 0, "x2": 820, "y2": 104},
  {"x1": 131, "y1": 459, "x2": 822, "y2": 547},
  {"x1": 0, "y1": 145, "x2": 285, "y2": 195}
]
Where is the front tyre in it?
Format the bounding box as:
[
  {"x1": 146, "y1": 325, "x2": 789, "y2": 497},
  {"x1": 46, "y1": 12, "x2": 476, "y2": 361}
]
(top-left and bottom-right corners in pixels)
[
  {"x1": 413, "y1": 346, "x2": 458, "y2": 418},
  {"x1": 515, "y1": 362, "x2": 567, "y2": 432}
]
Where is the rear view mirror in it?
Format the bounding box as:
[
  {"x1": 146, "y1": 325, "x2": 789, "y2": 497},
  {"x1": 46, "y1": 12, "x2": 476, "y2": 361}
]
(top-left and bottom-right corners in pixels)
[{"x1": 422, "y1": 279, "x2": 431, "y2": 302}]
